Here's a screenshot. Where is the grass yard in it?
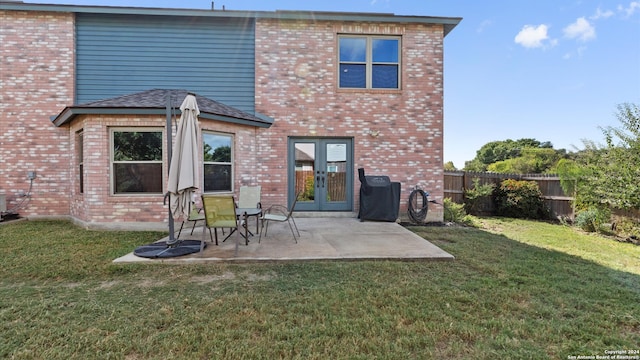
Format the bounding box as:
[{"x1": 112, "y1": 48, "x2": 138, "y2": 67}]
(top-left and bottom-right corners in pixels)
[{"x1": 1, "y1": 218, "x2": 639, "y2": 359}]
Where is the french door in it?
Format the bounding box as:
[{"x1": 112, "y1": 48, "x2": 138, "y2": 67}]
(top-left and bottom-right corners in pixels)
[{"x1": 288, "y1": 138, "x2": 353, "y2": 211}]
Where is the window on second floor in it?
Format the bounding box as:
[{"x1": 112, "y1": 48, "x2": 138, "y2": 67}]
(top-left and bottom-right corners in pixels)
[
  {"x1": 338, "y1": 35, "x2": 401, "y2": 90},
  {"x1": 203, "y1": 132, "x2": 233, "y2": 193},
  {"x1": 111, "y1": 129, "x2": 163, "y2": 195}
]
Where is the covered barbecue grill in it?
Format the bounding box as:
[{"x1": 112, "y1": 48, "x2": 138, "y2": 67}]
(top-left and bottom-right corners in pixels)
[{"x1": 357, "y1": 168, "x2": 401, "y2": 222}]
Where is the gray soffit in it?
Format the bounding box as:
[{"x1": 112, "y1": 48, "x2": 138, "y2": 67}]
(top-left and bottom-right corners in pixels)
[
  {"x1": 0, "y1": 2, "x2": 462, "y2": 36},
  {"x1": 51, "y1": 89, "x2": 273, "y2": 128}
]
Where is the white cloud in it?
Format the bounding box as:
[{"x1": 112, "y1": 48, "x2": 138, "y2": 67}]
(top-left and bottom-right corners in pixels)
[
  {"x1": 618, "y1": 1, "x2": 640, "y2": 17},
  {"x1": 514, "y1": 24, "x2": 553, "y2": 48},
  {"x1": 563, "y1": 17, "x2": 596, "y2": 42},
  {"x1": 590, "y1": 7, "x2": 615, "y2": 20}
]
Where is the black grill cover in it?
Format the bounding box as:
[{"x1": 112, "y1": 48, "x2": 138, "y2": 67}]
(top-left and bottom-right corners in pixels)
[{"x1": 358, "y1": 168, "x2": 401, "y2": 222}]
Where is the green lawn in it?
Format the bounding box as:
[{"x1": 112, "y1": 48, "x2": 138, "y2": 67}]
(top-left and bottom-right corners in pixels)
[{"x1": 1, "y1": 218, "x2": 638, "y2": 359}]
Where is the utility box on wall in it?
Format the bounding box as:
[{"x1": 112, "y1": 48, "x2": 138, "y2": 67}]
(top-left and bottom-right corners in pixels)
[{"x1": 0, "y1": 194, "x2": 6, "y2": 213}]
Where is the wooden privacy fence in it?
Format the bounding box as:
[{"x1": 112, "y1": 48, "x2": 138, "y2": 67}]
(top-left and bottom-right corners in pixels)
[
  {"x1": 444, "y1": 171, "x2": 574, "y2": 218},
  {"x1": 295, "y1": 170, "x2": 346, "y2": 202}
]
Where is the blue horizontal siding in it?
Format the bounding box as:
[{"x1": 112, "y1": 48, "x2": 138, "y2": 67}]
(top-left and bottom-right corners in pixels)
[{"x1": 76, "y1": 14, "x2": 255, "y2": 113}]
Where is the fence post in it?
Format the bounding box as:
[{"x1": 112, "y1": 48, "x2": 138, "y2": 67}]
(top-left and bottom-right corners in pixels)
[{"x1": 462, "y1": 171, "x2": 467, "y2": 201}]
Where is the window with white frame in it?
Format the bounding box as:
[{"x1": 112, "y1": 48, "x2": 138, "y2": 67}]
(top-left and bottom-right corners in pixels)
[
  {"x1": 203, "y1": 132, "x2": 233, "y2": 192},
  {"x1": 338, "y1": 35, "x2": 401, "y2": 89},
  {"x1": 111, "y1": 129, "x2": 163, "y2": 194}
]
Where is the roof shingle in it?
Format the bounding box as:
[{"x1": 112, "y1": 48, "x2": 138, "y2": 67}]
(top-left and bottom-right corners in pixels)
[{"x1": 52, "y1": 89, "x2": 272, "y2": 128}]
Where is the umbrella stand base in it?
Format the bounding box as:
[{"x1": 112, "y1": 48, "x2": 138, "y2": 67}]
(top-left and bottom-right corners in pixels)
[
  {"x1": 134, "y1": 240, "x2": 204, "y2": 259},
  {"x1": 166, "y1": 237, "x2": 180, "y2": 246}
]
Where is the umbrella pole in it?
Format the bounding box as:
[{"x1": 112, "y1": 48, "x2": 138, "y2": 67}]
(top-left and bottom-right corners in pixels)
[{"x1": 166, "y1": 93, "x2": 177, "y2": 245}]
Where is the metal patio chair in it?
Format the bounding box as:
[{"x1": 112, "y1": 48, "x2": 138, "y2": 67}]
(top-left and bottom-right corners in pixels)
[
  {"x1": 237, "y1": 186, "x2": 262, "y2": 235},
  {"x1": 177, "y1": 201, "x2": 208, "y2": 239},
  {"x1": 259, "y1": 191, "x2": 301, "y2": 243},
  {"x1": 200, "y1": 195, "x2": 245, "y2": 255}
]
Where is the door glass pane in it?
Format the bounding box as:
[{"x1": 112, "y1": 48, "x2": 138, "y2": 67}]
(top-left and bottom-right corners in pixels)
[
  {"x1": 295, "y1": 143, "x2": 315, "y2": 202},
  {"x1": 326, "y1": 143, "x2": 347, "y2": 202}
]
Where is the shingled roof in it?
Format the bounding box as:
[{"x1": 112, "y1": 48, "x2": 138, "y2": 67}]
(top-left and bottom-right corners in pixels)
[{"x1": 51, "y1": 89, "x2": 273, "y2": 128}]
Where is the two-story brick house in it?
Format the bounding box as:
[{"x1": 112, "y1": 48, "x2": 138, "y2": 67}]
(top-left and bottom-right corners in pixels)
[{"x1": 0, "y1": 2, "x2": 460, "y2": 229}]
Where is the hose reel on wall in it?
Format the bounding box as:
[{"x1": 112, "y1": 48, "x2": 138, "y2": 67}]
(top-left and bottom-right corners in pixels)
[{"x1": 407, "y1": 187, "x2": 437, "y2": 224}]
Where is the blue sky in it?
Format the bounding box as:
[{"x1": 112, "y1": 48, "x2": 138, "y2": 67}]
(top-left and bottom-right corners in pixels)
[{"x1": 35, "y1": 0, "x2": 640, "y2": 168}]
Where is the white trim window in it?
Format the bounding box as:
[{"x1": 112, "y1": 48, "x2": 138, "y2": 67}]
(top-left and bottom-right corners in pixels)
[
  {"x1": 203, "y1": 132, "x2": 233, "y2": 193},
  {"x1": 110, "y1": 128, "x2": 163, "y2": 195},
  {"x1": 338, "y1": 35, "x2": 401, "y2": 89}
]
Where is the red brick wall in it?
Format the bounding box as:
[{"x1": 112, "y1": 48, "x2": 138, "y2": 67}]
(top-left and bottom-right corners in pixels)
[
  {"x1": 68, "y1": 116, "x2": 170, "y2": 225},
  {"x1": 67, "y1": 115, "x2": 258, "y2": 227},
  {"x1": 0, "y1": 10, "x2": 446, "y2": 226},
  {"x1": 255, "y1": 19, "x2": 445, "y2": 221},
  {"x1": 0, "y1": 10, "x2": 260, "y2": 228},
  {"x1": 0, "y1": 10, "x2": 75, "y2": 218}
]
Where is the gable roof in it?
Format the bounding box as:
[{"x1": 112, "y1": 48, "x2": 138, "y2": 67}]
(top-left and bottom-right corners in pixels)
[
  {"x1": 51, "y1": 89, "x2": 273, "y2": 128},
  {"x1": 295, "y1": 148, "x2": 315, "y2": 163}
]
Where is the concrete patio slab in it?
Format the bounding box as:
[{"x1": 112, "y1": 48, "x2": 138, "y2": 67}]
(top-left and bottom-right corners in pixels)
[{"x1": 113, "y1": 217, "x2": 454, "y2": 263}]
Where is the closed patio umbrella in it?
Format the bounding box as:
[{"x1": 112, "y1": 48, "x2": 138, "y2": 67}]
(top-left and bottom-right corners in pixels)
[
  {"x1": 166, "y1": 93, "x2": 200, "y2": 244},
  {"x1": 134, "y1": 91, "x2": 202, "y2": 257}
]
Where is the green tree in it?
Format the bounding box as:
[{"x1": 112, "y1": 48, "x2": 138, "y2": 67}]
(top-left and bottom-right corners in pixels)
[
  {"x1": 443, "y1": 161, "x2": 457, "y2": 171},
  {"x1": 486, "y1": 148, "x2": 562, "y2": 174},
  {"x1": 464, "y1": 138, "x2": 554, "y2": 171},
  {"x1": 574, "y1": 103, "x2": 640, "y2": 210},
  {"x1": 463, "y1": 158, "x2": 485, "y2": 172},
  {"x1": 553, "y1": 158, "x2": 581, "y2": 198}
]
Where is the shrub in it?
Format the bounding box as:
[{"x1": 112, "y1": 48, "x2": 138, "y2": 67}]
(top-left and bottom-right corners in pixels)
[
  {"x1": 443, "y1": 198, "x2": 477, "y2": 226},
  {"x1": 611, "y1": 215, "x2": 640, "y2": 238},
  {"x1": 493, "y1": 179, "x2": 549, "y2": 219},
  {"x1": 575, "y1": 207, "x2": 611, "y2": 233},
  {"x1": 464, "y1": 178, "x2": 495, "y2": 215},
  {"x1": 444, "y1": 198, "x2": 466, "y2": 222},
  {"x1": 301, "y1": 174, "x2": 315, "y2": 200}
]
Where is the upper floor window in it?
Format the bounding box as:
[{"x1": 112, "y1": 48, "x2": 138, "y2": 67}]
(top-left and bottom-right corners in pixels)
[
  {"x1": 203, "y1": 132, "x2": 233, "y2": 193},
  {"x1": 338, "y1": 35, "x2": 401, "y2": 89},
  {"x1": 111, "y1": 129, "x2": 163, "y2": 195}
]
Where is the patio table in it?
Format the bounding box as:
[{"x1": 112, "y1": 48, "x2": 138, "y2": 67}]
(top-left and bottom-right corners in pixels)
[{"x1": 236, "y1": 207, "x2": 262, "y2": 238}]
